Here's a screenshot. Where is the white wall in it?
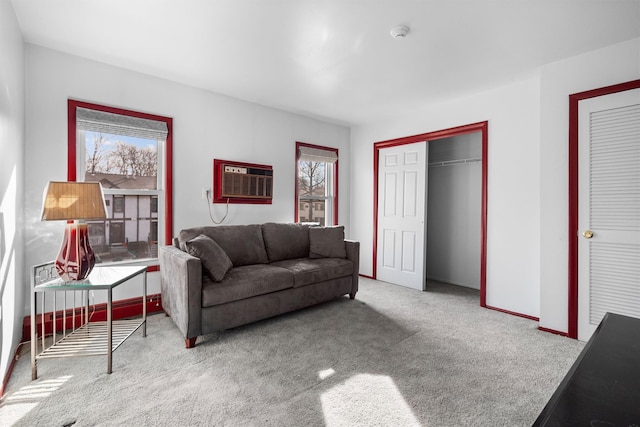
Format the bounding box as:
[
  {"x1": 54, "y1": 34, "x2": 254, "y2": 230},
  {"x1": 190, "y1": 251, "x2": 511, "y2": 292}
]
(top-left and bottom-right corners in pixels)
[
  {"x1": 351, "y1": 38, "x2": 640, "y2": 327},
  {"x1": 427, "y1": 134, "x2": 482, "y2": 289},
  {"x1": 538, "y1": 37, "x2": 640, "y2": 333},
  {"x1": 23, "y1": 44, "x2": 350, "y2": 315},
  {"x1": 0, "y1": 0, "x2": 25, "y2": 387},
  {"x1": 351, "y1": 74, "x2": 542, "y2": 318}
]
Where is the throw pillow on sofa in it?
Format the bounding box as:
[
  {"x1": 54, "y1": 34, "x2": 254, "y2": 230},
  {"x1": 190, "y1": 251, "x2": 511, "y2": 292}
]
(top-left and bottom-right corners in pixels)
[
  {"x1": 186, "y1": 234, "x2": 233, "y2": 281},
  {"x1": 309, "y1": 226, "x2": 347, "y2": 259}
]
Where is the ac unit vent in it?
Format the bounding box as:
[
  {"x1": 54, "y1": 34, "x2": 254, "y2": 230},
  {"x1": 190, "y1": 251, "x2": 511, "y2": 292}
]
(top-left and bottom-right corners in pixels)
[{"x1": 213, "y1": 160, "x2": 273, "y2": 204}]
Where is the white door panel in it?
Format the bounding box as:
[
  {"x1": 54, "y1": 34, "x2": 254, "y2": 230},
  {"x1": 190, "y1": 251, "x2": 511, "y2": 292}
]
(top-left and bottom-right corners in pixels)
[
  {"x1": 377, "y1": 143, "x2": 427, "y2": 290},
  {"x1": 404, "y1": 171, "x2": 418, "y2": 216},
  {"x1": 382, "y1": 229, "x2": 396, "y2": 268},
  {"x1": 384, "y1": 172, "x2": 397, "y2": 216},
  {"x1": 402, "y1": 231, "x2": 417, "y2": 272},
  {"x1": 578, "y1": 88, "x2": 640, "y2": 341}
]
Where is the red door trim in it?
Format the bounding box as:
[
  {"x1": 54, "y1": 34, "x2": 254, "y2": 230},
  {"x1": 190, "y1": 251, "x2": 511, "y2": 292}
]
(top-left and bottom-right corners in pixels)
[
  {"x1": 567, "y1": 79, "x2": 640, "y2": 339},
  {"x1": 373, "y1": 121, "x2": 489, "y2": 306}
]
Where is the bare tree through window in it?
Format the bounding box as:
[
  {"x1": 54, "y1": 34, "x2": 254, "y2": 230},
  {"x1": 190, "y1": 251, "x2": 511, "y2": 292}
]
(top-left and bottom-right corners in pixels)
[
  {"x1": 85, "y1": 132, "x2": 157, "y2": 184},
  {"x1": 86, "y1": 133, "x2": 105, "y2": 175},
  {"x1": 298, "y1": 161, "x2": 326, "y2": 224}
]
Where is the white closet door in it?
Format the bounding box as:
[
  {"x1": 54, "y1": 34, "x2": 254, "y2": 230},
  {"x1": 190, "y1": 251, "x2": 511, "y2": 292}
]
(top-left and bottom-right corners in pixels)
[
  {"x1": 578, "y1": 88, "x2": 640, "y2": 341},
  {"x1": 377, "y1": 142, "x2": 427, "y2": 290}
]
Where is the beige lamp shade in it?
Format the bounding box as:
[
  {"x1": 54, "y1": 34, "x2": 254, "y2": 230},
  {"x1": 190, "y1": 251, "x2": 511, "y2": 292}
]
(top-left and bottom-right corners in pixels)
[{"x1": 41, "y1": 181, "x2": 107, "y2": 221}]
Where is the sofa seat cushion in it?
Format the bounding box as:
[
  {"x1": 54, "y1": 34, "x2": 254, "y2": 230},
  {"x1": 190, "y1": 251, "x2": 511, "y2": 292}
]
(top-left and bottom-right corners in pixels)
[
  {"x1": 202, "y1": 264, "x2": 294, "y2": 307},
  {"x1": 270, "y1": 258, "x2": 354, "y2": 288}
]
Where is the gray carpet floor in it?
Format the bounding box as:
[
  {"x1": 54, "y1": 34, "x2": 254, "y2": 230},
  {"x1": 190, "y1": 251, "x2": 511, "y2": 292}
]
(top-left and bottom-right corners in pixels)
[{"x1": 1, "y1": 278, "x2": 584, "y2": 426}]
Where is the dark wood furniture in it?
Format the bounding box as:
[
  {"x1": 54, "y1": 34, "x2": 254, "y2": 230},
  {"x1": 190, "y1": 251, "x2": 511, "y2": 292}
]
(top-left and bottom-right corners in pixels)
[{"x1": 534, "y1": 312, "x2": 640, "y2": 426}]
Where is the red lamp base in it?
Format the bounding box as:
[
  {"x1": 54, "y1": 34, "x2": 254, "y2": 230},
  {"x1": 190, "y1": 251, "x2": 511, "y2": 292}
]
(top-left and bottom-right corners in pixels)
[{"x1": 55, "y1": 222, "x2": 96, "y2": 281}]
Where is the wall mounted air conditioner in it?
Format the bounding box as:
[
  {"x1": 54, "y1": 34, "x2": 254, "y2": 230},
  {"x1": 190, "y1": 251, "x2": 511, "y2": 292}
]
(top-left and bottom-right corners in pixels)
[{"x1": 213, "y1": 159, "x2": 273, "y2": 204}]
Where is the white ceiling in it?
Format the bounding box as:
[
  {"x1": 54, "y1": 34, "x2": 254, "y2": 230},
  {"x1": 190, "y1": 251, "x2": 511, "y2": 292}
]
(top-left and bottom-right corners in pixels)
[{"x1": 11, "y1": 0, "x2": 640, "y2": 126}]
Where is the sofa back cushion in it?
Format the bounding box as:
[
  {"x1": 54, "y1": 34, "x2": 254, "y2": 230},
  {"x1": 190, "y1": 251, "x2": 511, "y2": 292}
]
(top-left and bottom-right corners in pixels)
[
  {"x1": 262, "y1": 222, "x2": 310, "y2": 262},
  {"x1": 309, "y1": 226, "x2": 347, "y2": 258},
  {"x1": 178, "y1": 224, "x2": 268, "y2": 266}
]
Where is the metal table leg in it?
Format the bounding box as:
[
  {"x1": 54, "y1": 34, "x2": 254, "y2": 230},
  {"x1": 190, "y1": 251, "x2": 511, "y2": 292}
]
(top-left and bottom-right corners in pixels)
[
  {"x1": 31, "y1": 287, "x2": 37, "y2": 380},
  {"x1": 143, "y1": 271, "x2": 147, "y2": 337},
  {"x1": 107, "y1": 288, "x2": 112, "y2": 374}
]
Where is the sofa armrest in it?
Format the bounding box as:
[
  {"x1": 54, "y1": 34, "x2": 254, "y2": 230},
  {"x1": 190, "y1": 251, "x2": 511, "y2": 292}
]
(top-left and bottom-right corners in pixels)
[
  {"x1": 345, "y1": 240, "x2": 360, "y2": 296},
  {"x1": 160, "y1": 245, "x2": 203, "y2": 341}
]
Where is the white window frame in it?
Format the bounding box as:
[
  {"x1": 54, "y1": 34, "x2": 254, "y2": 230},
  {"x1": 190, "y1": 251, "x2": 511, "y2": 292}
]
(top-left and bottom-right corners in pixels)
[
  {"x1": 68, "y1": 100, "x2": 172, "y2": 266},
  {"x1": 295, "y1": 142, "x2": 338, "y2": 226}
]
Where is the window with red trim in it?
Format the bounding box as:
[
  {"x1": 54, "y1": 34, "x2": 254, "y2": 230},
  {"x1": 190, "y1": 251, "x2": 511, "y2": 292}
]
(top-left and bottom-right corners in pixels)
[
  {"x1": 295, "y1": 142, "x2": 338, "y2": 226},
  {"x1": 68, "y1": 100, "x2": 172, "y2": 264}
]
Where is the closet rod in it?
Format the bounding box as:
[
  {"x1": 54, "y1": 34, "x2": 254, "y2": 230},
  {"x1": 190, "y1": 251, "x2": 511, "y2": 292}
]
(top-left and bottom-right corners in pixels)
[{"x1": 428, "y1": 157, "x2": 482, "y2": 167}]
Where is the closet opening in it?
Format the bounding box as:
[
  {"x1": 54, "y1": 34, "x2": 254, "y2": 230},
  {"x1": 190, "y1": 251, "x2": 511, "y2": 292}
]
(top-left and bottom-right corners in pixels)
[
  {"x1": 426, "y1": 133, "x2": 482, "y2": 291},
  {"x1": 372, "y1": 121, "x2": 488, "y2": 306}
]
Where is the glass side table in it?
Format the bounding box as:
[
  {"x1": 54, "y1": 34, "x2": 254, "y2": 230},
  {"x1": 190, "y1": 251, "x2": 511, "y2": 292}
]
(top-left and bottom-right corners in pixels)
[{"x1": 30, "y1": 264, "x2": 147, "y2": 379}]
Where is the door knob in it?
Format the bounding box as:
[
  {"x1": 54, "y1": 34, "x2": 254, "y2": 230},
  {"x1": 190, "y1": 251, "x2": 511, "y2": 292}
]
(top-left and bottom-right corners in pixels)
[{"x1": 582, "y1": 230, "x2": 594, "y2": 239}]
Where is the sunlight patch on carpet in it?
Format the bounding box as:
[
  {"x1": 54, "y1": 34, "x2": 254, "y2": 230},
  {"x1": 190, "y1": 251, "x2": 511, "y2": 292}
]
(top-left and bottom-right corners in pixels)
[
  {"x1": 1, "y1": 375, "x2": 72, "y2": 425},
  {"x1": 318, "y1": 368, "x2": 336, "y2": 380},
  {"x1": 320, "y1": 374, "x2": 420, "y2": 427}
]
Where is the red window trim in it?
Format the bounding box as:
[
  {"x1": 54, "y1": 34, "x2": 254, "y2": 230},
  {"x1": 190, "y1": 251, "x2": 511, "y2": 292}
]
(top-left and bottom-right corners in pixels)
[
  {"x1": 67, "y1": 99, "x2": 173, "y2": 248},
  {"x1": 294, "y1": 141, "x2": 339, "y2": 226}
]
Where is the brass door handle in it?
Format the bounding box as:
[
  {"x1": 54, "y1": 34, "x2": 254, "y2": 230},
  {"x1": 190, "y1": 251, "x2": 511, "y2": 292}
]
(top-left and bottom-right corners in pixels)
[{"x1": 582, "y1": 230, "x2": 594, "y2": 239}]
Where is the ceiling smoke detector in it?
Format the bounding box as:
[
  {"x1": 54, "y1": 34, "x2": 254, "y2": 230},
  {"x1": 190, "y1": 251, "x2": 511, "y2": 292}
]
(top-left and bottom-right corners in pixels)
[{"x1": 390, "y1": 25, "x2": 410, "y2": 39}]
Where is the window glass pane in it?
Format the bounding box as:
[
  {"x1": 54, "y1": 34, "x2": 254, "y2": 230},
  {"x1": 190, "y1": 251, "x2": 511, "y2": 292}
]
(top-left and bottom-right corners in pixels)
[
  {"x1": 113, "y1": 196, "x2": 124, "y2": 213},
  {"x1": 298, "y1": 161, "x2": 326, "y2": 197},
  {"x1": 298, "y1": 199, "x2": 326, "y2": 226},
  {"x1": 87, "y1": 193, "x2": 158, "y2": 262},
  {"x1": 81, "y1": 130, "x2": 160, "y2": 262},
  {"x1": 84, "y1": 131, "x2": 158, "y2": 190}
]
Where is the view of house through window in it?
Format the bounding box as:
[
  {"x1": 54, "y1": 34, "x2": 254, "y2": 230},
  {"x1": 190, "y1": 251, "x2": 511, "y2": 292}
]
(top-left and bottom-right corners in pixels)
[
  {"x1": 83, "y1": 131, "x2": 159, "y2": 262},
  {"x1": 70, "y1": 101, "x2": 170, "y2": 264},
  {"x1": 296, "y1": 143, "x2": 338, "y2": 226}
]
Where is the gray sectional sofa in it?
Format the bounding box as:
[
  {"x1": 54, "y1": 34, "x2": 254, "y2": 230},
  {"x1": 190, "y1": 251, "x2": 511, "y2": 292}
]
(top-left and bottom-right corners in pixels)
[{"x1": 160, "y1": 222, "x2": 359, "y2": 348}]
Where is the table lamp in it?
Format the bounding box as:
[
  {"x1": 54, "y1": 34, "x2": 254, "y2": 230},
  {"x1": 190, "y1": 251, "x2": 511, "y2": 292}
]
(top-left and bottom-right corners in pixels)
[{"x1": 41, "y1": 181, "x2": 107, "y2": 281}]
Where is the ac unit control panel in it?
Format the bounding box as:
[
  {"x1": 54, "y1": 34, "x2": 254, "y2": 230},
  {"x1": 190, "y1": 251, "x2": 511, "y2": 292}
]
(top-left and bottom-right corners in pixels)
[{"x1": 224, "y1": 166, "x2": 248, "y2": 174}]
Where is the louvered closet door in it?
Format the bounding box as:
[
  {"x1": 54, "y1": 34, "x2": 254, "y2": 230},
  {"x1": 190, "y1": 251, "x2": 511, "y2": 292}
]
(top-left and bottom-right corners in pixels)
[{"x1": 578, "y1": 88, "x2": 640, "y2": 341}]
